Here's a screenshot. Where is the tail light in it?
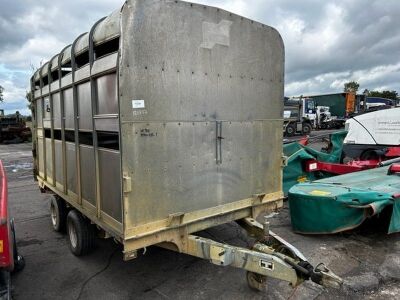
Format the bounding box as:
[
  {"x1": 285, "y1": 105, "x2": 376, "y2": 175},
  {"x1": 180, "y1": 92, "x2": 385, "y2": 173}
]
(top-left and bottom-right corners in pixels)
[
  {"x1": 0, "y1": 160, "x2": 13, "y2": 270},
  {"x1": 388, "y1": 164, "x2": 400, "y2": 175}
]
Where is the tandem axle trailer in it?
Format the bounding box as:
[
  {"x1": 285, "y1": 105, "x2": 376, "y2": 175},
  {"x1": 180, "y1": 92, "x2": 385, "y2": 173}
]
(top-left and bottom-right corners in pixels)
[{"x1": 30, "y1": 0, "x2": 341, "y2": 291}]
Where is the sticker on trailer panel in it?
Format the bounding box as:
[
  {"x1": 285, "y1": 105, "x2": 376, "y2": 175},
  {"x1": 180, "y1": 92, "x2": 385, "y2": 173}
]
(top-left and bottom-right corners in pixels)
[
  {"x1": 200, "y1": 20, "x2": 232, "y2": 49},
  {"x1": 309, "y1": 190, "x2": 332, "y2": 196},
  {"x1": 132, "y1": 100, "x2": 145, "y2": 109}
]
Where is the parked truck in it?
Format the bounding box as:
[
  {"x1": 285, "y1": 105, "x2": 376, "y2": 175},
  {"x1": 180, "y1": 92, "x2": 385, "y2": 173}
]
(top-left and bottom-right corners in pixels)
[
  {"x1": 283, "y1": 92, "x2": 356, "y2": 136},
  {"x1": 0, "y1": 110, "x2": 31, "y2": 144},
  {"x1": 283, "y1": 97, "x2": 314, "y2": 136},
  {"x1": 30, "y1": 0, "x2": 341, "y2": 291}
]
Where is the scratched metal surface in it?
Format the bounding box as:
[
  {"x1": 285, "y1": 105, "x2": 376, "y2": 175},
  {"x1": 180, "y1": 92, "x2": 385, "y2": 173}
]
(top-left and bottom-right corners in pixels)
[
  {"x1": 119, "y1": 0, "x2": 285, "y2": 227},
  {"x1": 29, "y1": 0, "x2": 284, "y2": 235}
]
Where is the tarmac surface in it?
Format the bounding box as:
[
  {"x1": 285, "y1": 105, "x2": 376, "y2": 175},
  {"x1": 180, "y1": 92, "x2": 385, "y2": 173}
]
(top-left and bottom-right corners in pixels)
[{"x1": 2, "y1": 137, "x2": 400, "y2": 299}]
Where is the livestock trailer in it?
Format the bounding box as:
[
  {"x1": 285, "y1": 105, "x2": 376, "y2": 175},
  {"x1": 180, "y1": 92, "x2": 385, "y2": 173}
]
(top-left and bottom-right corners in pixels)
[{"x1": 30, "y1": 0, "x2": 341, "y2": 290}]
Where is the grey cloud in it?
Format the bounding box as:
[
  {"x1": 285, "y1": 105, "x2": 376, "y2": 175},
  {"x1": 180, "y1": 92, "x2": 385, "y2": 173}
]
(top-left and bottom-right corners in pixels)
[
  {"x1": 0, "y1": 1, "x2": 30, "y2": 51},
  {"x1": 0, "y1": 0, "x2": 123, "y2": 66},
  {"x1": 0, "y1": 0, "x2": 399, "y2": 113}
]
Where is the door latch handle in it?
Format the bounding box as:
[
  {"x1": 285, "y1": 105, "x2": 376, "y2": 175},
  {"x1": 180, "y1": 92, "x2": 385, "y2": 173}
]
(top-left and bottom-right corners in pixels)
[{"x1": 216, "y1": 121, "x2": 223, "y2": 164}]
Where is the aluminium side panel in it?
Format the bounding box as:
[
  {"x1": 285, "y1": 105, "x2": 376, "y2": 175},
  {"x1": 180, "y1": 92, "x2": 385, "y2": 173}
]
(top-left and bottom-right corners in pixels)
[
  {"x1": 45, "y1": 138, "x2": 53, "y2": 184},
  {"x1": 52, "y1": 92, "x2": 62, "y2": 129},
  {"x1": 96, "y1": 74, "x2": 119, "y2": 115},
  {"x1": 98, "y1": 149, "x2": 122, "y2": 222},
  {"x1": 36, "y1": 99, "x2": 43, "y2": 129},
  {"x1": 66, "y1": 142, "x2": 77, "y2": 199},
  {"x1": 77, "y1": 82, "x2": 93, "y2": 130},
  {"x1": 63, "y1": 88, "x2": 75, "y2": 130},
  {"x1": 119, "y1": 1, "x2": 284, "y2": 229},
  {"x1": 80, "y1": 145, "x2": 96, "y2": 206},
  {"x1": 54, "y1": 140, "x2": 63, "y2": 189},
  {"x1": 38, "y1": 137, "x2": 45, "y2": 177}
]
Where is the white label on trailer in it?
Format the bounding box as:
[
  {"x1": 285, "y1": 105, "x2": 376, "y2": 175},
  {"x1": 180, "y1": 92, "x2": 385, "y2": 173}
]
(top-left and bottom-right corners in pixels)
[
  {"x1": 259, "y1": 260, "x2": 274, "y2": 270},
  {"x1": 132, "y1": 100, "x2": 145, "y2": 109}
]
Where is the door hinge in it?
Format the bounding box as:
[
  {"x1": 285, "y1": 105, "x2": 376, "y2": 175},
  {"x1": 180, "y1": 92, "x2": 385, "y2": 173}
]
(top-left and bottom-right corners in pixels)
[
  {"x1": 282, "y1": 156, "x2": 288, "y2": 167},
  {"x1": 123, "y1": 173, "x2": 132, "y2": 193}
]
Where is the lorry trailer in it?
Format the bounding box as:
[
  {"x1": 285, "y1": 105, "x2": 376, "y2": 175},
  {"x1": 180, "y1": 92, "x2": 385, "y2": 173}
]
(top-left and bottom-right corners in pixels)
[
  {"x1": 307, "y1": 92, "x2": 356, "y2": 120},
  {"x1": 30, "y1": 0, "x2": 341, "y2": 290},
  {"x1": 283, "y1": 92, "x2": 357, "y2": 136}
]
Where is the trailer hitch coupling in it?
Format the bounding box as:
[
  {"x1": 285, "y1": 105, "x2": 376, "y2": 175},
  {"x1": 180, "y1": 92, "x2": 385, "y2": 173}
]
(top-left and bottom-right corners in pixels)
[
  {"x1": 287, "y1": 259, "x2": 343, "y2": 289},
  {"x1": 267, "y1": 231, "x2": 343, "y2": 289},
  {"x1": 311, "y1": 263, "x2": 343, "y2": 289},
  {"x1": 236, "y1": 218, "x2": 343, "y2": 289}
]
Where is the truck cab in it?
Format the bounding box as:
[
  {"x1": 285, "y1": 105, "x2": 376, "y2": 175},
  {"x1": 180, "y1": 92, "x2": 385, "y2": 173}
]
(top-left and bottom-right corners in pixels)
[
  {"x1": 283, "y1": 97, "x2": 315, "y2": 136},
  {"x1": 303, "y1": 98, "x2": 317, "y2": 123}
]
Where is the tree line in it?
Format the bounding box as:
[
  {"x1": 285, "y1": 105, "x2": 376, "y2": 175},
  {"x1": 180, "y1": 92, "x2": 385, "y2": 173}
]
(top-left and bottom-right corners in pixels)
[{"x1": 344, "y1": 81, "x2": 399, "y2": 102}]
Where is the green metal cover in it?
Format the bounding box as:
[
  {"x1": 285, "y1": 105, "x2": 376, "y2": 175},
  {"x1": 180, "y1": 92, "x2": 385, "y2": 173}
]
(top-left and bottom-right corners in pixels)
[
  {"x1": 283, "y1": 131, "x2": 347, "y2": 195},
  {"x1": 288, "y1": 166, "x2": 400, "y2": 234}
]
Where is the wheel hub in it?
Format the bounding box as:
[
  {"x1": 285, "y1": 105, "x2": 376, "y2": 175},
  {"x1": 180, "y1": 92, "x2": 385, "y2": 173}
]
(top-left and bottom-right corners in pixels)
[
  {"x1": 50, "y1": 203, "x2": 57, "y2": 227},
  {"x1": 68, "y1": 222, "x2": 78, "y2": 249}
]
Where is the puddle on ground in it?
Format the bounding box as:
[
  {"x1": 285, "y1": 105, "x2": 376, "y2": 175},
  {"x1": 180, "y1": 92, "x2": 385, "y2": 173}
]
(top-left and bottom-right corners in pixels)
[{"x1": 4, "y1": 162, "x2": 33, "y2": 172}]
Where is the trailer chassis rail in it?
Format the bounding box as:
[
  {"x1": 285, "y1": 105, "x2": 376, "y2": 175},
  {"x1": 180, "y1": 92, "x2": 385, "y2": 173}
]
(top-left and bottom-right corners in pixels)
[{"x1": 161, "y1": 217, "x2": 343, "y2": 290}]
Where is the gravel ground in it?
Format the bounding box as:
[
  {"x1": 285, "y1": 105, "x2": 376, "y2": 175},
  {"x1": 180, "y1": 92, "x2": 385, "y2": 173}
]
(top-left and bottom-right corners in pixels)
[{"x1": 2, "y1": 137, "x2": 399, "y2": 299}]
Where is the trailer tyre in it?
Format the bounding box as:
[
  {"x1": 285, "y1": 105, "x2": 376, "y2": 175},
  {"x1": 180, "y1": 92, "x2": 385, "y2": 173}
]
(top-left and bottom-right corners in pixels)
[
  {"x1": 66, "y1": 210, "x2": 96, "y2": 256},
  {"x1": 285, "y1": 123, "x2": 296, "y2": 137},
  {"x1": 246, "y1": 271, "x2": 267, "y2": 291},
  {"x1": 50, "y1": 196, "x2": 67, "y2": 232},
  {"x1": 301, "y1": 123, "x2": 312, "y2": 136}
]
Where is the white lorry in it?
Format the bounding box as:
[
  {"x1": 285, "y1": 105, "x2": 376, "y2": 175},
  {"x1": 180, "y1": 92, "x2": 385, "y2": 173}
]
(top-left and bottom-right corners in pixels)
[
  {"x1": 343, "y1": 107, "x2": 400, "y2": 159},
  {"x1": 283, "y1": 97, "x2": 343, "y2": 136}
]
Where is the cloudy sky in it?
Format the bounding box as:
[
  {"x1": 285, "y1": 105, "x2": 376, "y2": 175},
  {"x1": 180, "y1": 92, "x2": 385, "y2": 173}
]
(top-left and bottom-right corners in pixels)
[{"x1": 1, "y1": 0, "x2": 399, "y2": 114}]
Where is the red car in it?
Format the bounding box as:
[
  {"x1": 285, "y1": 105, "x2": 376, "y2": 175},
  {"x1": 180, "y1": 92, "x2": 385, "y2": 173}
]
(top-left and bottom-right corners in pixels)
[{"x1": 0, "y1": 160, "x2": 24, "y2": 299}]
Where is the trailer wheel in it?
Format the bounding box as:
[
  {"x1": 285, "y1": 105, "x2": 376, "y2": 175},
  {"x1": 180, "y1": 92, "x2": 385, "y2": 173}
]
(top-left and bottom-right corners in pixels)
[
  {"x1": 50, "y1": 196, "x2": 67, "y2": 232},
  {"x1": 246, "y1": 271, "x2": 267, "y2": 291},
  {"x1": 66, "y1": 210, "x2": 96, "y2": 256},
  {"x1": 301, "y1": 123, "x2": 312, "y2": 136},
  {"x1": 285, "y1": 123, "x2": 296, "y2": 137}
]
